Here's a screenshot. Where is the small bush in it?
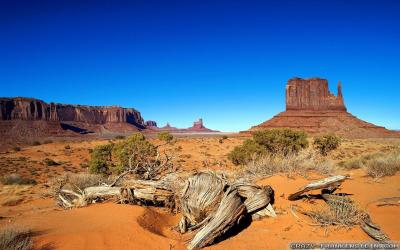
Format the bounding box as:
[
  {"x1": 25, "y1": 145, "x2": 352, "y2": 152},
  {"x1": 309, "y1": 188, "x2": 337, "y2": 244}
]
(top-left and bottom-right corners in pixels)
[
  {"x1": 341, "y1": 158, "x2": 364, "y2": 170},
  {"x1": 240, "y1": 148, "x2": 337, "y2": 179},
  {"x1": 253, "y1": 129, "x2": 308, "y2": 156},
  {"x1": 228, "y1": 139, "x2": 267, "y2": 165},
  {"x1": 43, "y1": 140, "x2": 53, "y2": 144},
  {"x1": 115, "y1": 135, "x2": 125, "y2": 140},
  {"x1": 112, "y1": 133, "x2": 157, "y2": 174},
  {"x1": 222, "y1": 135, "x2": 228, "y2": 140},
  {"x1": 313, "y1": 134, "x2": 341, "y2": 156},
  {"x1": 364, "y1": 152, "x2": 400, "y2": 178},
  {"x1": 0, "y1": 226, "x2": 33, "y2": 250},
  {"x1": 0, "y1": 174, "x2": 37, "y2": 185},
  {"x1": 89, "y1": 144, "x2": 114, "y2": 175},
  {"x1": 157, "y1": 131, "x2": 174, "y2": 143},
  {"x1": 64, "y1": 145, "x2": 71, "y2": 150},
  {"x1": 31, "y1": 141, "x2": 41, "y2": 146},
  {"x1": 43, "y1": 158, "x2": 60, "y2": 166},
  {"x1": 12, "y1": 146, "x2": 21, "y2": 152}
]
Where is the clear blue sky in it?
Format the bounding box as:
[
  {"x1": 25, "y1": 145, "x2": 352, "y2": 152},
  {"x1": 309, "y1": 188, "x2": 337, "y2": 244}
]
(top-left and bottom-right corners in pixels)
[{"x1": 1, "y1": 0, "x2": 399, "y2": 132}]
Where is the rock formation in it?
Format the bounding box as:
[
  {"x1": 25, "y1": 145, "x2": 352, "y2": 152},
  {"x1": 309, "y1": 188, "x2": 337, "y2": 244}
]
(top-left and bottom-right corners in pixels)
[
  {"x1": 286, "y1": 78, "x2": 346, "y2": 111},
  {"x1": 145, "y1": 120, "x2": 158, "y2": 127},
  {"x1": 0, "y1": 97, "x2": 147, "y2": 147},
  {"x1": 0, "y1": 97, "x2": 145, "y2": 128},
  {"x1": 250, "y1": 78, "x2": 399, "y2": 138},
  {"x1": 149, "y1": 119, "x2": 219, "y2": 133}
]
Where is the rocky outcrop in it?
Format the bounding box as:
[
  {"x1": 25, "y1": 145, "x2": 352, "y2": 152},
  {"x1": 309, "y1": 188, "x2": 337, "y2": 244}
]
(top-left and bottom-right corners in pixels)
[
  {"x1": 286, "y1": 78, "x2": 346, "y2": 111},
  {"x1": 145, "y1": 120, "x2": 158, "y2": 127},
  {"x1": 250, "y1": 78, "x2": 398, "y2": 138},
  {"x1": 150, "y1": 119, "x2": 219, "y2": 133},
  {"x1": 187, "y1": 118, "x2": 218, "y2": 132},
  {"x1": 0, "y1": 97, "x2": 145, "y2": 129}
]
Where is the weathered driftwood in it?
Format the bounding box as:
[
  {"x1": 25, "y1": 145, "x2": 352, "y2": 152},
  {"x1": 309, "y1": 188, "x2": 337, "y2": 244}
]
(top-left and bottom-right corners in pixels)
[
  {"x1": 179, "y1": 172, "x2": 227, "y2": 232},
  {"x1": 375, "y1": 197, "x2": 400, "y2": 207},
  {"x1": 288, "y1": 175, "x2": 347, "y2": 200},
  {"x1": 290, "y1": 177, "x2": 390, "y2": 242},
  {"x1": 178, "y1": 172, "x2": 275, "y2": 250},
  {"x1": 188, "y1": 188, "x2": 246, "y2": 250},
  {"x1": 58, "y1": 186, "x2": 121, "y2": 208},
  {"x1": 121, "y1": 177, "x2": 177, "y2": 208}
]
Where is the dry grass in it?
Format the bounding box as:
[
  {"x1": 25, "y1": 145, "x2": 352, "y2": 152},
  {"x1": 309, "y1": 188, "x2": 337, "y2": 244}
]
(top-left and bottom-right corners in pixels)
[
  {"x1": 305, "y1": 196, "x2": 362, "y2": 227},
  {"x1": 240, "y1": 149, "x2": 337, "y2": 180},
  {"x1": 0, "y1": 226, "x2": 33, "y2": 250},
  {"x1": 1, "y1": 197, "x2": 24, "y2": 206},
  {"x1": 51, "y1": 173, "x2": 104, "y2": 194},
  {"x1": 364, "y1": 151, "x2": 400, "y2": 178},
  {"x1": 0, "y1": 174, "x2": 37, "y2": 185}
]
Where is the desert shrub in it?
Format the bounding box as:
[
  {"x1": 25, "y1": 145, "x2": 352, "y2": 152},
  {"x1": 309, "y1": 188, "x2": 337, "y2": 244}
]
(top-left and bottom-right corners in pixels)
[
  {"x1": 340, "y1": 158, "x2": 364, "y2": 170},
  {"x1": 89, "y1": 144, "x2": 114, "y2": 175},
  {"x1": 112, "y1": 133, "x2": 157, "y2": 174},
  {"x1": 306, "y1": 196, "x2": 361, "y2": 227},
  {"x1": 0, "y1": 226, "x2": 33, "y2": 250},
  {"x1": 219, "y1": 135, "x2": 229, "y2": 144},
  {"x1": 12, "y1": 146, "x2": 21, "y2": 152},
  {"x1": 43, "y1": 158, "x2": 60, "y2": 166},
  {"x1": 364, "y1": 152, "x2": 400, "y2": 178},
  {"x1": 240, "y1": 148, "x2": 337, "y2": 179},
  {"x1": 43, "y1": 140, "x2": 53, "y2": 144},
  {"x1": 115, "y1": 135, "x2": 125, "y2": 140},
  {"x1": 228, "y1": 139, "x2": 267, "y2": 166},
  {"x1": 0, "y1": 174, "x2": 37, "y2": 185},
  {"x1": 313, "y1": 134, "x2": 341, "y2": 156},
  {"x1": 66, "y1": 173, "x2": 104, "y2": 191},
  {"x1": 64, "y1": 145, "x2": 71, "y2": 150},
  {"x1": 31, "y1": 141, "x2": 41, "y2": 146},
  {"x1": 253, "y1": 129, "x2": 308, "y2": 156},
  {"x1": 157, "y1": 131, "x2": 174, "y2": 143}
]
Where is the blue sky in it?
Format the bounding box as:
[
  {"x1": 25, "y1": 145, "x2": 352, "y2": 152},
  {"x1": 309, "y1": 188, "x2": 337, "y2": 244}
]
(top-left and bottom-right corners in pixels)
[{"x1": 1, "y1": 0, "x2": 399, "y2": 132}]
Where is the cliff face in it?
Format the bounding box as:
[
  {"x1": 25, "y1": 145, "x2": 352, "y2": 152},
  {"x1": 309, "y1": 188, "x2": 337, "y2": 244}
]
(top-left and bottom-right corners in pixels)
[
  {"x1": 286, "y1": 78, "x2": 346, "y2": 111},
  {"x1": 0, "y1": 97, "x2": 145, "y2": 128},
  {"x1": 250, "y1": 78, "x2": 398, "y2": 138}
]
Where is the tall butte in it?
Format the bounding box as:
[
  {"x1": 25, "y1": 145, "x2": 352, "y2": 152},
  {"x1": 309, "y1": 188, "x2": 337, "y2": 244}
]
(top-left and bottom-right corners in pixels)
[{"x1": 250, "y1": 77, "x2": 399, "y2": 138}]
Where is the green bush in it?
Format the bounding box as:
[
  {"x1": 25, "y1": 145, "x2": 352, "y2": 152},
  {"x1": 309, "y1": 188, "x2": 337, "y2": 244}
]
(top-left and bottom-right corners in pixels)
[
  {"x1": 1, "y1": 174, "x2": 37, "y2": 185},
  {"x1": 115, "y1": 135, "x2": 125, "y2": 140},
  {"x1": 112, "y1": 133, "x2": 157, "y2": 174},
  {"x1": 228, "y1": 139, "x2": 267, "y2": 165},
  {"x1": 89, "y1": 144, "x2": 114, "y2": 175},
  {"x1": 43, "y1": 140, "x2": 53, "y2": 144},
  {"x1": 253, "y1": 129, "x2": 309, "y2": 155},
  {"x1": 43, "y1": 158, "x2": 60, "y2": 166},
  {"x1": 157, "y1": 131, "x2": 174, "y2": 143},
  {"x1": 313, "y1": 134, "x2": 341, "y2": 156},
  {"x1": 31, "y1": 141, "x2": 41, "y2": 146}
]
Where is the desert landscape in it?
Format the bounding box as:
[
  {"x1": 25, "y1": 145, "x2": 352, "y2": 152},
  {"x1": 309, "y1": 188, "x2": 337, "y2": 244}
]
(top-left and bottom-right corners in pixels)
[
  {"x1": 1, "y1": 77, "x2": 399, "y2": 250},
  {"x1": 1, "y1": 1, "x2": 400, "y2": 249}
]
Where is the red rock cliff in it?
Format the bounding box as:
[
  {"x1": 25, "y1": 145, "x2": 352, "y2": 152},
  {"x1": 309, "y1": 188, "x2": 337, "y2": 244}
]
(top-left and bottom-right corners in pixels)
[
  {"x1": 286, "y1": 78, "x2": 346, "y2": 111},
  {"x1": 0, "y1": 97, "x2": 145, "y2": 128}
]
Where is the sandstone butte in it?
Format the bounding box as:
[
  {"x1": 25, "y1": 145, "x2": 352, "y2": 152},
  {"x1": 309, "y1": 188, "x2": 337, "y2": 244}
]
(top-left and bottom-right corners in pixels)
[
  {"x1": 148, "y1": 118, "x2": 219, "y2": 133},
  {"x1": 0, "y1": 97, "x2": 146, "y2": 139},
  {"x1": 249, "y1": 77, "x2": 399, "y2": 138}
]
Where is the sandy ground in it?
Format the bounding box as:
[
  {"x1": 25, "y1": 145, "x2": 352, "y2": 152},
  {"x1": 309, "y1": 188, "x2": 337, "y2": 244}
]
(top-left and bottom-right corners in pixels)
[{"x1": 0, "y1": 136, "x2": 399, "y2": 249}]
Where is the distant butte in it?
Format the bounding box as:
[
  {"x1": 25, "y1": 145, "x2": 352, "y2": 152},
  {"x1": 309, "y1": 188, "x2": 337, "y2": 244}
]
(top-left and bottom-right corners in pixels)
[
  {"x1": 249, "y1": 77, "x2": 399, "y2": 138},
  {"x1": 147, "y1": 118, "x2": 219, "y2": 133}
]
